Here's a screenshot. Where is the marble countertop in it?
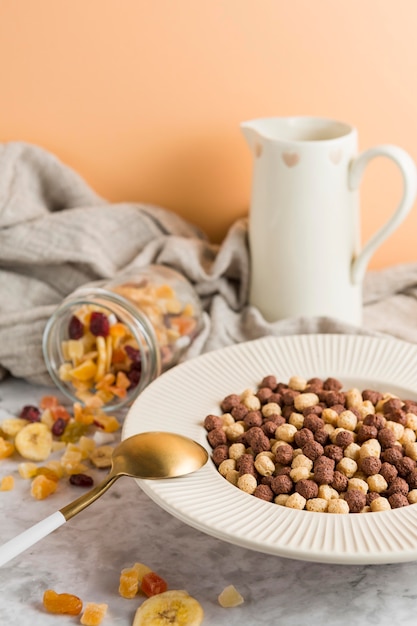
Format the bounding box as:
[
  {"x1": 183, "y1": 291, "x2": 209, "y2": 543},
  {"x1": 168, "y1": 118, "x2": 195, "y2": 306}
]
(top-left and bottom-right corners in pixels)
[{"x1": 1, "y1": 377, "x2": 417, "y2": 625}]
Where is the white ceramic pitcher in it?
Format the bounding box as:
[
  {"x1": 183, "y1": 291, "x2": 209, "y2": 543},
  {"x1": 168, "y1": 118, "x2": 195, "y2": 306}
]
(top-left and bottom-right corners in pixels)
[{"x1": 241, "y1": 116, "x2": 417, "y2": 325}]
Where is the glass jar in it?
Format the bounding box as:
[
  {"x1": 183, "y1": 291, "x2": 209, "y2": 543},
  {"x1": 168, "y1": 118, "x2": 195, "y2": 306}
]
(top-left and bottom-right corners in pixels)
[{"x1": 42, "y1": 265, "x2": 203, "y2": 411}]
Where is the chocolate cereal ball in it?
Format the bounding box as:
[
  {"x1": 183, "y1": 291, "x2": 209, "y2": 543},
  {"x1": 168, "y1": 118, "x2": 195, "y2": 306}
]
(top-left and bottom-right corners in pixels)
[
  {"x1": 387, "y1": 477, "x2": 409, "y2": 496},
  {"x1": 254, "y1": 484, "x2": 274, "y2": 502},
  {"x1": 295, "y1": 479, "x2": 318, "y2": 500},
  {"x1": 302, "y1": 440, "x2": 324, "y2": 461},
  {"x1": 294, "y1": 428, "x2": 314, "y2": 448},
  {"x1": 379, "y1": 462, "x2": 398, "y2": 484},
  {"x1": 271, "y1": 474, "x2": 293, "y2": 495},
  {"x1": 344, "y1": 489, "x2": 366, "y2": 513},
  {"x1": 388, "y1": 493, "x2": 409, "y2": 509},
  {"x1": 274, "y1": 443, "x2": 294, "y2": 465},
  {"x1": 335, "y1": 430, "x2": 354, "y2": 448},
  {"x1": 360, "y1": 456, "x2": 382, "y2": 476},
  {"x1": 331, "y1": 470, "x2": 349, "y2": 492},
  {"x1": 378, "y1": 428, "x2": 396, "y2": 449}
]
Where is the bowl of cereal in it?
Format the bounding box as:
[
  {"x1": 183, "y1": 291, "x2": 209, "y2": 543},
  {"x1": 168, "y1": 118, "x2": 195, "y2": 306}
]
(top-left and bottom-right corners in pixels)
[{"x1": 122, "y1": 334, "x2": 417, "y2": 564}]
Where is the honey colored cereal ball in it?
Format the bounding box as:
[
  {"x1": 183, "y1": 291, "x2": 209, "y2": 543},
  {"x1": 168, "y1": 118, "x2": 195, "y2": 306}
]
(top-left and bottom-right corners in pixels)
[
  {"x1": 285, "y1": 492, "x2": 307, "y2": 510},
  {"x1": 237, "y1": 473, "x2": 258, "y2": 494},
  {"x1": 306, "y1": 497, "x2": 329, "y2": 512},
  {"x1": 327, "y1": 499, "x2": 349, "y2": 514},
  {"x1": 370, "y1": 496, "x2": 391, "y2": 512}
]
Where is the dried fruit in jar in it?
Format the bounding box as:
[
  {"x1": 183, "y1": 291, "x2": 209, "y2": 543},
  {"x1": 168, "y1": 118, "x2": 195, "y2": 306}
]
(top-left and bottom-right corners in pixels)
[
  {"x1": 43, "y1": 589, "x2": 83, "y2": 615},
  {"x1": 133, "y1": 590, "x2": 204, "y2": 626}
]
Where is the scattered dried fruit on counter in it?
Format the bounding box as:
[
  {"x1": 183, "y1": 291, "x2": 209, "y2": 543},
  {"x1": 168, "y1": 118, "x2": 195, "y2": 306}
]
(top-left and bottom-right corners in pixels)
[
  {"x1": 0, "y1": 475, "x2": 14, "y2": 491},
  {"x1": 141, "y1": 571, "x2": 168, "y2": 597},
  {"x1": 43, "y1": 589, "x2": 83, "y2": 615},
  {"x1": 80, "y1": 602, "x2": 108, "y2": 625},
  {"x1": 217, "y1": 584, "x2": 244, "y2": 608},
  {"x1": 14, "y1": 422, "x2": 53, "y2": 461},
  {"x1": 132, "y1": 590, "x2": 204, "y2": 626}
]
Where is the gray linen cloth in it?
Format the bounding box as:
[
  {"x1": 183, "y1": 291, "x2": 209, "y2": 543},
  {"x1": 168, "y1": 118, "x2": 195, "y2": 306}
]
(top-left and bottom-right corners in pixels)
[{"x1": 0, "y1": 141, "x2": 416, "y2": 387}]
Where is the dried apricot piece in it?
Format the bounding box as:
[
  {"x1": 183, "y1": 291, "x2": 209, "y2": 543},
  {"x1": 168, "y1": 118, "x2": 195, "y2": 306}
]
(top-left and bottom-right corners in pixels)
[
  {"x1": 0, "y1": 475, "x2": 14, "y2": 491},
  {"x1": 80, "y1": 602, "x2": 108, "y2": 625},
  {"x1": 119, "y1": 567, "x2": 140, "y2": 598},
  {"x1": 0, "y1": 437, "x2": 15, "y2": 459},
  {"x1": 31, "y1": 474, "x2": 58, "y2": 500},
  {"x1": 43, "y1": 589, "x2": 82, "y2": 615}
]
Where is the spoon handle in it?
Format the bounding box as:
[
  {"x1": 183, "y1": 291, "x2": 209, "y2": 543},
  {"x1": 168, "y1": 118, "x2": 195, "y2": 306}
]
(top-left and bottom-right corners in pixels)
[
  {"x1": 0, "y1": 511, "x2": 66, "y2": 567},
  {"x1": 0, "y1": 473, "x2": 119, "y2": 567}
]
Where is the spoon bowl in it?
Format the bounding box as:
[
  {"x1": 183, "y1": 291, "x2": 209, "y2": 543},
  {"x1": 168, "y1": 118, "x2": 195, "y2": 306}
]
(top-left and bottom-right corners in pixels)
[{"x1": 0, "y1": 431, "x2": 209, "y2": 566}]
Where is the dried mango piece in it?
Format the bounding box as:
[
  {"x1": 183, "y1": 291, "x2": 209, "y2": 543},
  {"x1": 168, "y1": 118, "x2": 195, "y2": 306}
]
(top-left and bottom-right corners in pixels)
[
  {"x1": 31, "y1": 474, "x2": 58, "y2": 500},
  {"x1": 0, "y1": 475, "x2": 14, "y2": 491},
  {"x1": 43, "y1": 589, "x2": 82, "y2": 615},
  {"x1": 70, "y1": 359, "x2": 97, "y2": 382},
  {"x1": 80, "y1": 603, "x2": 108, "y2": 625}
]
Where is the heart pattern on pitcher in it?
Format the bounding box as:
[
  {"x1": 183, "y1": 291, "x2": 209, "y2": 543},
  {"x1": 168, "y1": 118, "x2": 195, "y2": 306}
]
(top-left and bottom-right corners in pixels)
[
  {"x1": 329, "y1": 149, "x2": 342, "y2": 164},
  {"x1": 282, "y1": 152, "x2": 300, "y2": 167}
]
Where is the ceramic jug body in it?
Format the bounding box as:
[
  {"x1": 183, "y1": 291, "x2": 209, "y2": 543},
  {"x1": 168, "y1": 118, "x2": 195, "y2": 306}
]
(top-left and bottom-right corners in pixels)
[{"x1": 242, "y1": 117, "x2": 417, "y2": 325}]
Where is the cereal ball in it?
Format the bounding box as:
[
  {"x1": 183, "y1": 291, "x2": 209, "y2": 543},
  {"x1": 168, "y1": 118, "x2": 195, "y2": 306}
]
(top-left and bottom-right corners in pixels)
[
  {"x1": 275, "y1": 466, "x2": 292, "y2": 477},
  {"x1": 326, "y1": 391, "x2": 346, "y2": 407},
  {"x1": 294, "y1": 393, "x2": 319, "y2": 412},
  {"x1": 212, "y1": 445, "x2": 229, "y2": 466},
  {"x1": 408, "y1": 489, "x2": 417, "y2": 504},
  {"x1": 359, "y1": 401, "x2": 376, "y2": 420},
  {"x1": 245, "y1": 427, "x2": 271, "y2": 454},
  {"x1": 282, "y1": 389, "x2": 300, "y2": 406},
  {"x1": 306, "y1": 377, "x2": 324, "y2": 392},
  {"x1": 337, "y1": 410, "x2": 358, "y2": 432},
  {"x1": 262, "y1": 420, "x2": 280, "y2": 437},
  {"x1": 289, "y1": 376, "x2": 307, "y2": 391},
  {"x1": 406, "y1": 413, "x2": 417, "y2": 430},
  {"x1": 345, "y1": 387, "x2": 363, "y2": 408},
  {"x1": 383, "y1": 397, "x2": 403, "y2": 414},
  {"x1": 363, "y1": 413, "x2": 384, "y2": 429},
  {"x1": 303, "y1": 414, "x2": 323, "y2": 433},
  {"x1": 336, "y1": 457, "x2": 358, "y2": 478},
  {"x1": 314, "y1": 429, "x2": 329, "y2": 446},
  {"x1": 260, "y1": 375, "x2": 277, "y2": 390},
  {"x1": 388, "y1": 493, "x2": 409, "y2": 509},
  {"x1": 242, "y1": 394, "x2": 261, "y2": 412},
  {"x1": 314, "y1": 465, "x2": 334, "y2": 485},
  {"x1": 302, "y1": 441, "x2": 324, "y2": 461},
  {"x1": 262, "y1": 402, "x2": 282, "y2": 418},
  {"x1": 399, "y1": 428, "x2": 416, "y2": 446},
  {"x1": 344, "y1": 442, "x2": 361, "y2": 461},
  {"x1": 237, "y1": 454, "x2": 256, "y2": 477},
  {"x1": 221, "y1": 394, "x2": 241, "y2": 413},
  {"x1": 302, "y1": 404, "x2": 323, "y2": 418},
  {"x1": 377, "y1": 428, "x2": 397, "y2": 449},
  {"x1": 322, "y1": 408, "x2": 339, "y2": 426},
  {"x1": 370, "y1": 497, "x2": 391, "y2": 512},
  {"x1": 231, "y1": 404, "x2": 249, "y2": 420},
  {"x1": 385, "y1": 420, "x2": 405, "y2": 440},
  {"x1": 362, "y1": 389, "x2": 383, "y2": 405},
  {"x1": 204, "y1": 414, "x2": 223, "y2": 431},
  {"x1": 348, "y1": 478, "x2": 368, "y2": 495},
  {"x1": 295, "y1": 479, "x2": 318, "y2": 500},
  {"x1": 407, "y1": 469, "x2": 417, "y2": 489},
  {"x1": 344, "y1": 489, "x2": 366, "y2": 513},
  {"x1": 274, "y1": 443, "x2": 294, "y2": 465},
  {"x1": 254, "y1": 455, "x2": 275, "y2": 477},
  {"x1": 396, "y1": 457, "x2": 416, "y2": 478},
  {"x1": 367, "y1": 474, "x2": 388, "y2": 493},
  {"x1": 288, "y1": 412, "x2": 304, "y2": 430},
  {"x1": 256, "y1": 387, "x2": 273, "y2": 404},
  {"x1": 285, "y1": 492, "x2": 306, "y2": 510},
  {"x1": 221, "y1": 413, "x2": 236, "y2": 428},
  {"x1": 318, "y1": 484, "x2": 339, "y2": 501},
  {"x1": 274, "y1": 494, "x2": 290, "y2": 506},
  {"x1": 306, "y1": 498, "x2": 329, "y2": 512},
  {"x1": 379, "y1": 461, "x2": 398, "y2": 484},
  {"x1": 225, "y1": 470, "x2": 239, "y2": 486},
  {"x1": 366, "y1": 491, "x2": 381, "y2": 506},
  {"x1": 314, "y1": 455, "x2": 335, "y2": 470},
  {"x1": 271, "y1": 474, "x2": 293, "y2": 495},
  {"x1": 237, "y1": 473, "x2": 258, "y2": 494},
  {"x1": 358, "y1": 439, "x2": 381, "y2": 459},
  {"x1": 360, "y1": 456, "x2": 382, "y2": 476},
  {"x1": 228, "y1": 443, "x2": 246, "y2": 461},
  {"x1": 387, "y1": 410, "x2": 407, "y2": 426},
  {"x1": 275, "y1": 423, "x2": 297, "y2": 443},
  {"x1": 335, "y1": 429, "x2": 354, "y2": 448},
  {"x1": 356, "y1": 425, "x2": 378, "y2": 444},
  {"x1": 290, "y1": 466, "x2": 311, "y2": 482},
  {"x1": 294, "y1": 428, "x2": 314, "y2": 448},
  {"x1": 324, "y1": 445, "x2": 344, "y2": 463},
  {"x1": 381, "y1": 447, "x2": 403, "y2": 465},
  {"x1": 207, "y1": 428, "x2": 227, "y2": 448},
  {"x1": 323, "y1": 377, "x2": 343, "y2": 391},
  {"x1": 327, "y1": 499, "x2": 350, "y2": 514},
  {"x1": 331, "y1": 471, "x2": 349, "y2": 493},
  {"x1": 243, "y1": 411, "x2": 263, "y2": 428},
  {"x1": 292, "y1": 454, "x2": 314, "y2": 471},
  {"x1": 254, "y1": 484, "x2": 274, "y2": 502},
  {"x1": 218, "y1": 459, "x2": 236, "y2": 477},
  {"x1": 225, "y1": 422, "x2": 246, "y2": 442},
  {"x1": 387, "y1": 477, "x2": 409, "y2": 496}
]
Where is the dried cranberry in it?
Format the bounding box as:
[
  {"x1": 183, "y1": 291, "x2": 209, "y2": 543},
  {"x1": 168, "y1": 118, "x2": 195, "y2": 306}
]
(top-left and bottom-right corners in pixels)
[
  {"x1": 127, "y1": 363, "x2": 142, "y2": 388},
  {"x1": 89, "y1": 311, "x2": 110, "y2": 337},
  {"x1": 68, "y1": 315, "x2": 84, "y2": 339},
  {"x1": 125, "y1": 345, "x2": 140, "y2": 363},
  {"x1": 69, "y1": 473, "x2": 94, "y2": 488},
  {"x1": 52, "y1": 417, "x2": 67, "y2": 437},
  {"x1": 20, "y1": 405, "x2": 41, "y2": 422}
]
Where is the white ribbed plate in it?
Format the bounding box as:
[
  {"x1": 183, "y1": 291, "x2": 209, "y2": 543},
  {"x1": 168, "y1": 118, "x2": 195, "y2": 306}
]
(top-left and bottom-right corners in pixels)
[{"x1": 122, "y1": 334, "x2": 417, "y2": 564}]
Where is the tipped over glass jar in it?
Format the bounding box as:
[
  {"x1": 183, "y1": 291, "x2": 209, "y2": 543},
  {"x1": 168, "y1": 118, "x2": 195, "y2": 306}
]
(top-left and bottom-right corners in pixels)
[{"x1": 42, "y1": 265, "x2": 203, "y2": 411}]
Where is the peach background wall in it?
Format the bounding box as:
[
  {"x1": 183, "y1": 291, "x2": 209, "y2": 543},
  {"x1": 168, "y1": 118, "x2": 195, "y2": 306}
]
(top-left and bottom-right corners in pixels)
[{"x1": 0, "y1": 0, "x2": 416, "y2": 268}]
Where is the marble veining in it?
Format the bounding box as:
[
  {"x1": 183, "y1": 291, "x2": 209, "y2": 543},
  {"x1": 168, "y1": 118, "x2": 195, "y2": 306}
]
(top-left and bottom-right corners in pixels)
[{"x1": 1, "y1": 378, "x2": 417, "y2": 625}]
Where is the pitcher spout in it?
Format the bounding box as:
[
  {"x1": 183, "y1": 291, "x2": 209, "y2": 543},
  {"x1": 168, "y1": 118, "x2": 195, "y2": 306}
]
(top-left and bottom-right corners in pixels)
[{"x1": 240, "y1": 121, "x2": 260, "y2": 153}]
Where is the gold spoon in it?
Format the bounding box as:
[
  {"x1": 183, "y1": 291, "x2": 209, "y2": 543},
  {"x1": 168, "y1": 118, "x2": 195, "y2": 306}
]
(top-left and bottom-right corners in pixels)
[{"x1": 0, "y1": 432, "x2": 208, "y2": 566}]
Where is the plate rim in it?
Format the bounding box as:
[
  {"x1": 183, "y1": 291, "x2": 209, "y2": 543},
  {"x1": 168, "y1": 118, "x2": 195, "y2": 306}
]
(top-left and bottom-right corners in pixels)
[{"x1": 122, "y1": 333, "x2": 417, "y2": 565}]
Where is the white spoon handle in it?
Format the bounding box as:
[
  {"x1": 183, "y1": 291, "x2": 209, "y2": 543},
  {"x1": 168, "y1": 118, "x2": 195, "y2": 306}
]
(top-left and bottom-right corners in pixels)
[{"x1": 0, "y1": 511, "x2": 66, "y2": 566}]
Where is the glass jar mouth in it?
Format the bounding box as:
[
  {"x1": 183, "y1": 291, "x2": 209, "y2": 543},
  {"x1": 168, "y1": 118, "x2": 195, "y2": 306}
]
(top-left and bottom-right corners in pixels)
[{"x1": 42, "y1": 289, "x2": 161, "y2": 412}]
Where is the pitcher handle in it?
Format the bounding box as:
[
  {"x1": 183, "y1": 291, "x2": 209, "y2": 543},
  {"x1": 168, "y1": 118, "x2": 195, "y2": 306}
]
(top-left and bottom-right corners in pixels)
[{"x1": 349, "y1": 145, "x2": 417, "y2": 285}]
